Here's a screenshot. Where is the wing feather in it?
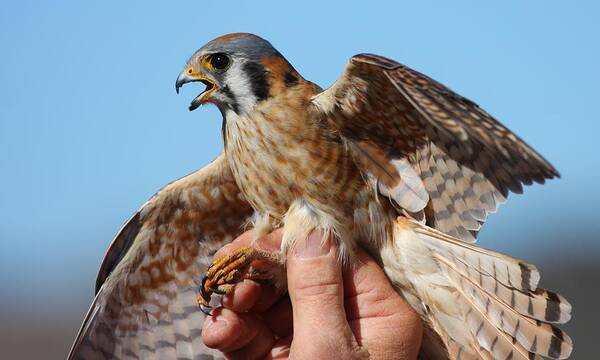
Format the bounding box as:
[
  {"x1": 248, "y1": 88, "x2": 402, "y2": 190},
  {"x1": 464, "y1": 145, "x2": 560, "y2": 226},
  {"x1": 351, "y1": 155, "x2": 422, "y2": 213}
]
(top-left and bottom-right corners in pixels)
[
  {"x1": 68, "y1": 153, "x2": 252, "y2": 359},
  {"x1": 312, "y1": 53, "x2": 558, "y2": 242}
]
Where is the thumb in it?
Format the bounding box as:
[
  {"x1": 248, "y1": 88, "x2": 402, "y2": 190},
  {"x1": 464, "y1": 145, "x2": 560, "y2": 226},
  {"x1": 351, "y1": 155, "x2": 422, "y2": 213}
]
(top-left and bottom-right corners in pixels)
[{"x1": 286, "y1": 231, "x2": 356, "y2": 354}]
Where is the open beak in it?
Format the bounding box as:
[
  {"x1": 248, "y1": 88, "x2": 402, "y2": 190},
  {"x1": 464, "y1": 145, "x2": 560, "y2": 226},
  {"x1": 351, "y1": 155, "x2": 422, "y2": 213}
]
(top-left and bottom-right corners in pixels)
[{"x1": 175, "y1": 67, "x2": 216, "y2": 111}]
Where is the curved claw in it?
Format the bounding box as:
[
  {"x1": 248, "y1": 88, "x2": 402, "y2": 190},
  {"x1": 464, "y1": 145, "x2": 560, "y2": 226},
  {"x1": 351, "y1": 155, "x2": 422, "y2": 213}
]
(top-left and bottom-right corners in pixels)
[
  {"x1": 199, "y1": 303, "x2": 213, "y2": 316},
  {"x1": 198, "y1": 246, "x2": 282, "y2": 318},
  {"x1": 211, "y1": 286, "x2": 227, "y2": 295},
  {"x1": 199, "y1": 276, "x2": 213, "y2": 304}
]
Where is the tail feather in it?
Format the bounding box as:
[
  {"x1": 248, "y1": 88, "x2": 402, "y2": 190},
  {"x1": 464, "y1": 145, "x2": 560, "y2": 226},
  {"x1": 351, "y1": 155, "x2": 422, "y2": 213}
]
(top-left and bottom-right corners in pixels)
[
  {"x1": 437, "y1": 256, "x2": 572, "y2": 358},
  {"x1": 445, "y1": 339, "x2": 488, "y2": 360},
  {"x1": 446, "y1": 280, "x2": 540, "y2": 360},
  {"x1": 414, "y1": 225, "x2": 540, "y2": 291},
  {"x1": 447, "y1": 336, "x2": 496, "y2": 360},
  {"x1": 386, "y1": 218, "x2": 572, "y2": 359},
  {"x1": 470, "y1": 342, "x2": 496, "y2": 360},
  {"x1": 415, "y1": 222, "x2": 571, "y2": 324},
  {"x1": 530, "y1": 289, "x2": 571, "y2": 324},
  {"x1": 440, "y1": 241, "x2": 571, "y2": 324}
]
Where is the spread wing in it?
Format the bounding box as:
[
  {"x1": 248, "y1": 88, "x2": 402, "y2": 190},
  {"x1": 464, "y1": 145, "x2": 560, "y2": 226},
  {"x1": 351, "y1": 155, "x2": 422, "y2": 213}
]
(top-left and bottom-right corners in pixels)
[
  {"x1": 312, "y1": 53, "x2": 558, "y2": 242},
  {"x1": 68, "y1": 153, "x2": 253, "y2": 359}
]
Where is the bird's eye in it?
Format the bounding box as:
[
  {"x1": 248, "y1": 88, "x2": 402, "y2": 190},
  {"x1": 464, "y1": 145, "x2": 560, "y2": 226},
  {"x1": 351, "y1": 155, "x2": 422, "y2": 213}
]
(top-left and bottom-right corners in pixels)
[{"x1": 208, "y1": 53, "x2": 230, "y2": 71}]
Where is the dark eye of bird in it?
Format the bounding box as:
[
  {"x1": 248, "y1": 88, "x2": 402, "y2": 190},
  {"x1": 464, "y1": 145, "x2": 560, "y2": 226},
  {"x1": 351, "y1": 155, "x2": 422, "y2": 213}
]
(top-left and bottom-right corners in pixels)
[{"x1": 210, "y1": 53, "x2": 230, "y2": 70}]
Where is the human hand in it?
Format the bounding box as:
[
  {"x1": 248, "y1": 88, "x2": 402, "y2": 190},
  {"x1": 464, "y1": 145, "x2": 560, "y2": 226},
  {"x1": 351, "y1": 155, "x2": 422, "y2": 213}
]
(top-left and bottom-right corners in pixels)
[{"x1": 201, "y1": 229, "x2": 423, "y2": 359}]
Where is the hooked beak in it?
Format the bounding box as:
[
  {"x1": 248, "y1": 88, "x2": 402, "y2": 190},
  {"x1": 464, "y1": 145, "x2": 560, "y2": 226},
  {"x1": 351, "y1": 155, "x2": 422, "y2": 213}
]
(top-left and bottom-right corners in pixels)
[{"x1": 175, "y1": 67, "x2": 217, "y2": 111}]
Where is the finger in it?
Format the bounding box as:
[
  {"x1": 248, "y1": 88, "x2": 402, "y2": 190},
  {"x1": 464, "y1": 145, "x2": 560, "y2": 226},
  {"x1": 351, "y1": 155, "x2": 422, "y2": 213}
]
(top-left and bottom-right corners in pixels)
[
  {"x1": 202, "y1": 308, "x2": 272, "y2": 353},
  {"x1": 212, "y1": 230, "x2": 254, "y2": 260},
  {"x1": 343, "y1": 248, "x2": 403, "y2": 319},
  {"x1": 264, "y1": 334, "x2": 292, "y2": 360},
  {"x1": 221, "y1": 277, "x2": 283, "y2": 313},
  {"x1": 286, "y1": 231, "x2": 358, "y2": 356},
  {"x1": 221, "y1": 279, "x2": 262, "y2": 312},
  {"x1": 214, "y1": 228, "x2": 283, "y2": 260},
  {"x1": 344, "y1": 248, "x2": 423, "y2": 360},
  {"x1": 262, "y1": 295, "x2": 293, "y2": 337},
  {"x1": 223, "y1": 317, "x2": 275, "y2": 360},
  {"x1": 218, "y1": 230, "x2": 285, "y2": 312},
  {"x1": 202, "y1": 308, "x2": 251, "y2": 351}
]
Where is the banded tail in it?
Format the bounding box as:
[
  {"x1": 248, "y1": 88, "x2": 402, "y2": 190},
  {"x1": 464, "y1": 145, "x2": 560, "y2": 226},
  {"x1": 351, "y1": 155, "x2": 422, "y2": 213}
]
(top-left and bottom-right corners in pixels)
[{"x1": 382, "y1": 218, "x2": 572, "y2": 359}]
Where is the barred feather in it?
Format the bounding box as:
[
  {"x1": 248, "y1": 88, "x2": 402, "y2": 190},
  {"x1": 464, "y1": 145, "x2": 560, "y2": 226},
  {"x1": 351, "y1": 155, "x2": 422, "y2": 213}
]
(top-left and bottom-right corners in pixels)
[
  {"x1": 68, "y1": 154, "x2": 252, "y2": 359},
  {"x1": 385, "y1": 218, "x2": 572, "y2": 359},
  {"x1": 437, "y1": 257, "x2": 572, "y2": 358},
  {"x1": 446, "y1": 339, "x2": 483, "y2": 360},
  {"x1": 454, "y1": 283, "x2": 543, "y2": 360},
  {"x1": 416, "y1": 142, "x2": 507, "y2": 242},
  {"x1": 433, "y1": 245, "x2": 571, "y2": 324},
  {"x1": 313, "y1": 53, "x2": 559, "y2": 244},
  {"x1": 416, "y1": 224, "x2": 540, "y2": 291},
  {"x1": 346, "y1": 140, "x2": 429, "y2": 213}
]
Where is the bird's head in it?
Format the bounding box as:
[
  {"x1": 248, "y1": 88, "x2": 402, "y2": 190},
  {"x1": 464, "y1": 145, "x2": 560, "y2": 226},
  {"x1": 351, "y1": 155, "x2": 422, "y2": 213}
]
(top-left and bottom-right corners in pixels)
[{"x1": 176, "y1": 33, "x2": 301, "y2": 115}]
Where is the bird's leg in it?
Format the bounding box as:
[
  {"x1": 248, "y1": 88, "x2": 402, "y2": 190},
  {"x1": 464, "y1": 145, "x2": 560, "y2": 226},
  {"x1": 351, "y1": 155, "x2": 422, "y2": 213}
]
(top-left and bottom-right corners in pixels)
[{"x1": 197, "y1": 246, "x2": 284, "y2": 312}]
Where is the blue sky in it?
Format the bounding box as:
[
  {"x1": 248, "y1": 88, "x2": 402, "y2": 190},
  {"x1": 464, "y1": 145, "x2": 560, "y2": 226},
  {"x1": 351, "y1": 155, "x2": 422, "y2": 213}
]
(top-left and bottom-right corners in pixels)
[{"x1": 1, "y1": 0, "x2": 599, "y2": 314}]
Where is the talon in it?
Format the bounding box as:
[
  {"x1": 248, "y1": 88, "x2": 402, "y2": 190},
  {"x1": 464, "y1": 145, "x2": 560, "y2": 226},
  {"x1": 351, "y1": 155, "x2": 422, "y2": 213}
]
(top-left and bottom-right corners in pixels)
[
  {"x1": 201, "y1": 275, "x2": 210, "y2": 291},
  {"x1": 199, "y1": 276, "x2": 212, "y2": 304},
  {"x1": 197, "y1": 246, "x2": 283, "y2": 316},
  {"x1": 207, "y1": 262, "x2": 216, "y2": 273},
  {"x1": 199, "y1": 302, "x2": 213, "y2": 316},
  {"x1": 225, "y1": 269, "x2": 241, "y2": 283},
  {"x1": 246, "y1": 269, "x2": 269, "y2": 281},
  {"x1": 212, "y1": 286, "x2": 227, "y2": 295},
  {"x1": 212, "y1": 283, "x2": 235, "y2": 296}
]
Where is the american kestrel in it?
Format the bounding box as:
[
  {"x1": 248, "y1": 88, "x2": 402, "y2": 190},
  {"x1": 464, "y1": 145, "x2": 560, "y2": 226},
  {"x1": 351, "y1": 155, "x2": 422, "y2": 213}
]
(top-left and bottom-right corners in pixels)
[{"x1": 69, "y1": 33, "x2": 572, "y2": 359}]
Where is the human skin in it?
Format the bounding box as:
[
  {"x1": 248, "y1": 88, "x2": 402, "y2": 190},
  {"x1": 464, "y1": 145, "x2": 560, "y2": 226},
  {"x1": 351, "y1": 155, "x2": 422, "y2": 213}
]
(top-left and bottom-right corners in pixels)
[{"x1": 201, "y1": 229, "x2": 423, "y2": 359}]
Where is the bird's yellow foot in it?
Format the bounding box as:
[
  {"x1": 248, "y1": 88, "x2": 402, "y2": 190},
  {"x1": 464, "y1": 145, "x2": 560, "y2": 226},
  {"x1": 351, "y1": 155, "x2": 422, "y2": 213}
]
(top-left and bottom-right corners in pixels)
[{"x1": 197, "y1": 246, "x2": 282, "y2": 315}]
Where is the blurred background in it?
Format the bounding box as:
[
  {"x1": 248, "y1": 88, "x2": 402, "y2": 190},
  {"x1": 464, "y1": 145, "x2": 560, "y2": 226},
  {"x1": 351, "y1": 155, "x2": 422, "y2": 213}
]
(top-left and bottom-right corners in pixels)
[{"x1": 1, "y1": 1, "x2": 598, "y2": 358}]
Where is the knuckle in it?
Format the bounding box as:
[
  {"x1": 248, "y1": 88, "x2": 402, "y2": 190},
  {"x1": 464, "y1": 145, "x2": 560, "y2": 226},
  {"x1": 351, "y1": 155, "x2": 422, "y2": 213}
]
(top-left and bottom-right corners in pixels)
[{"x1": 292, "y1": 276, "x2": 342, "y2": 302}]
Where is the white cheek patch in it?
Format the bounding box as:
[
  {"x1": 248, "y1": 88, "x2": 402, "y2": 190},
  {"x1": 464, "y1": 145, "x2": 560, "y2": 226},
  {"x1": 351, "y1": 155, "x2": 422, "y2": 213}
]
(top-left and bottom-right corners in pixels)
[{"x1": 224, "y1": 61, "x2": 258, "y2": 114}]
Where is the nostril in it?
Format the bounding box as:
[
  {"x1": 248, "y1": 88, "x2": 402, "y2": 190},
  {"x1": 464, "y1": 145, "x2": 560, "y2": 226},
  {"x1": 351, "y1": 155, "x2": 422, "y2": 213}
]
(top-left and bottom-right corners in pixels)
[{"x1": 187, "y1": 68, "x2": 193, "y2": 75}]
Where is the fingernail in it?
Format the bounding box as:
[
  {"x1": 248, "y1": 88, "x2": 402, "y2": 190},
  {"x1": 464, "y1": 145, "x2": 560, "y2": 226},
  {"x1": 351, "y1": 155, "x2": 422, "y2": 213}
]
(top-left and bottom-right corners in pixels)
[{"x1": 294, "y1": 231, "x2": 332, "y2": 258}]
